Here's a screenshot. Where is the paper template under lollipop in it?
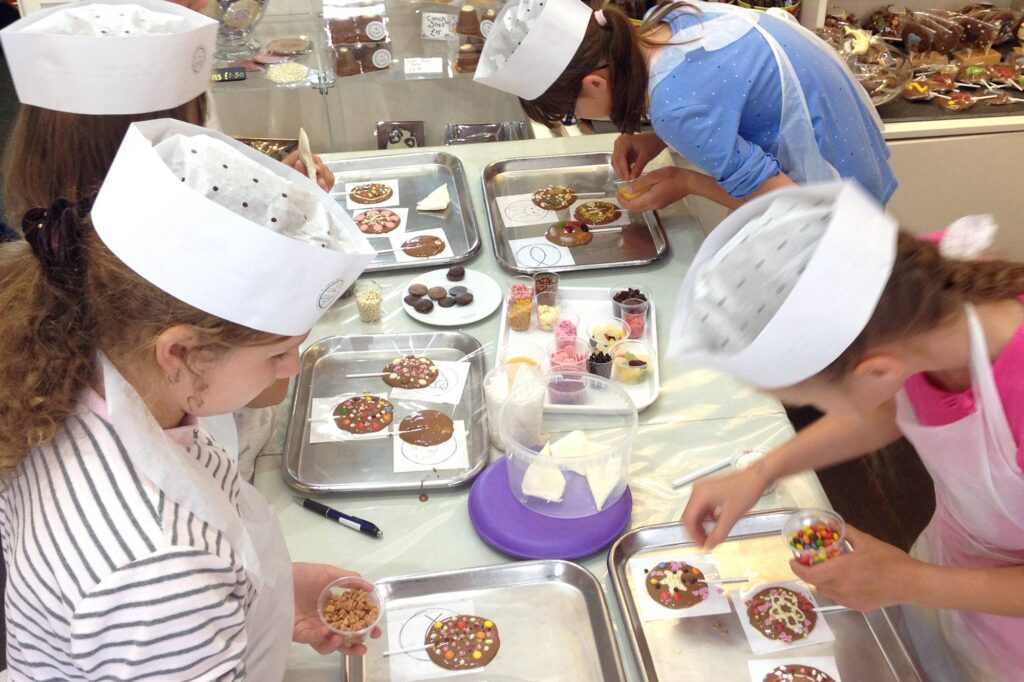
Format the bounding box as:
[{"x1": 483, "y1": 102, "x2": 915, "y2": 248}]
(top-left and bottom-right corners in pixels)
[
  {"x1": 628, "y1": 554, "x2": 733, "y2": 621},
  {"x1": 508, "y1": 236, "x2": 575, "y2": 268},
  {"x1": 393, "y1": 414, "x2": 469, "y2": 473},
  {"x1": 747, "y1": 656, "x2": 843, "y2": 682},
  {"x1": 388, "y1": 228, "x2": 455, "y2": 263},
  {"x1": 733, "y1": 581, "x2": 835, "y2": 655},
  {"x1": 495, "y1": 193, "x2": 557, "y2": 228},
  {"x1": 385, "y1": 602, "x2": 494, "y2": 681},
  {"x1": 388, "y1": 360, "x2": 470, "y2": 406},
  {"x1": 343, "y1": 178, "x2": 400, "y2": 210}
]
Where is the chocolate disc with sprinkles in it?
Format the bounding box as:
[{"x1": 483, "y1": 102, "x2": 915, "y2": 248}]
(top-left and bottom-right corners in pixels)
[
  {"x1": 762, "y1": 664, "x2": 837, "y2": 682},
  {"x1": 644, "y1": 561, "x2": 710, "y2": 609},
  {"x1": 424, "y1": 615, "x2": 500, "y2": 671},
  {"x1": 745, "y1": 586, "x2": 817, "y2": 643},
  {"x1": 532, "y1": 185, "x2": 576, "y2": 211},
  {"x1": 349, "y1": 182, "x2": 393, "y2": 205},
  {"x1": 573, "y1": 200, "x2": 621, "y2": 225},
  {"x1": 354, "y1": 208, "x2": 401, "y2": 234},
  {"x1": 382, "y1": 356, "x2": 439, "y2": 389},
  {"x1": 333, "y1": 395, "x2": 394, "y2": 434}
]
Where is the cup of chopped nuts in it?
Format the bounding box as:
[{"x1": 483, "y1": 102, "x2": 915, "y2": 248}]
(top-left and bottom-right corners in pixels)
[{"x1": 317, "y1": 576, "x2": 384, "y2": 646}]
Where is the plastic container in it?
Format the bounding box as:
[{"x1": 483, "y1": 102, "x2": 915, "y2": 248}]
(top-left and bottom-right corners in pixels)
[
  {"x1": 620, "y1": 297, "x2": 650, "y2": 339},
  {"x1": 547, "y1": 370, "x2": 589, "y2": 405},
  {"x1": 553, "y1": 312, "x2": 581, "y2": 348},
  {"x1": 484, "y1": 363, "x2": 542, "y2": 450},
  {"x1": 587, "y1": 316, "x2": 629, "y2": 352},
  {"x1": 587, "y1": 350, "x2": 613, "y2": 378},
  {"x1": 533, "y1": 270, "x2": 560, "y2": 295},
  {"x1": 506, "y1": 295, "x2": 532, "y2": 332},
  {"x1": 610, "y1": 285, "x2": 651, "y2": 320},
  {"x1": 783, "y1": 509, "x2": 846, "y2": 566},
  {"x1": 535, "y1": 291, "x2": 561, "y2": 332},
  {"x1": 500, "y1": 370, "x2": 638, "y2": 518},
  {"x1": 610, "y1": 339, "x2": 654, "y2": 385},
  {"x1": 498, "y1": 341, "x2": 547, "y2": 371},
  {"x1": 317, "y1": 576, "x2": 384, "y2": 647},
  {"x1": 354, "y1": 279, "x2": 383, "y2": 323},
  {"x1": 612, "y1": 178, "x2": 651, "y2": 202},
  {"x1": 548, "y1": 337, "x2": 589, "y2": 372}
]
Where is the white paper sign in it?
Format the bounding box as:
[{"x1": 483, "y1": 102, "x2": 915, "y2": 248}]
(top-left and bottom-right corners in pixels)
[
  {"x1": 421, "y1": 11, "x2": 456, "y2": 40},
  {"x1": 351, "y1": 206, "x2": 410, "y2": 239},
  {"x1": 508, "y1": 236, "x2": 575, "y2": 268},
  {"x1": 494, "y1": 193, "x2": 558, "y2": 228},
  {"x1": 389, "y1": 227, "x2": 455, "y2": 263},
  {"x1": 404, "y1": 57, "x2": 444, "y2": 77},
  {"x1": 393, "y1": 420, "x2": 468, "y2": 473},
  {"x1": 389, "y1": 360, "x2": 470, "y2": 405},
  {"x1": 385, "y1": 601, "x2": 478, "y2": 681},
  {"x1": 747, "y1": 656, "x2": 843, "y2": 682},
  {"x1": 568, "y1": 196, "x2": 631, "y2": 227},
  {"x1": 628, "y1": 554, "x2": 735, "y2": 622},
  {"x1": 733, "y1": 581, "x2": 835, "y2": 655},
  {"x1": 342, "y1": 178, "x2": 400, "y2": 210}
]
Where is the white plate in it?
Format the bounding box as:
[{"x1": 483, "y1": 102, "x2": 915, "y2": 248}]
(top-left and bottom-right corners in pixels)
[{"x1": 401, "y1": 268, "x2": 502, "y2": 327}]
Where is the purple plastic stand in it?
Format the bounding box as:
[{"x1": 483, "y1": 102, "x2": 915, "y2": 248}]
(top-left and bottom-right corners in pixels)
[{"x1": 468, "y1": 458, "x2": 632, "y2": 560}]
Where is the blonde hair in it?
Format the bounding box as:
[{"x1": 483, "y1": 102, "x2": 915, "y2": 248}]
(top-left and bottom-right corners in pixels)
[{"x1": 0, "y1": 198, "x2": 282, "y2": 474}]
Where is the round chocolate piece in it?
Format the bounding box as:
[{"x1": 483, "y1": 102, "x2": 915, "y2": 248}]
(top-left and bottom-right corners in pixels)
[
  {"x1": 745, "y1": 586, "x2": 818, "y2": 643},
  {"x1": 408, "y1": 283, "x2": 428, "y2": 297},
  {"x1": 355, "y1": 208, "x2": 401, "y2": 234},
  {"x1": 532, "y1": 185, "x2": 576, "y2": 211},
  {"x1": 424, "y1": 615, "x2": 500, "y2": 671},
  {"x1": 448, "y1": 286, "x2": 468, "y2": 297},
  {"x1": 438, "y1": 296, "x2": 457, "y2": 308},
  {"x1": 762, "y1": 664, "x2": 837, "y2": 682},
  {"x1": 383, "y1": 356, "x2": 438, "y2": 389},
  {"x1": 427, "y1": 286, "x2": 448, "y2": 301},
  {"x1": 446, "y1": 266, "x2": 466, "y2": 281},
  {"x1": 454, "y1": 292, "x2": 474, "y2": 306},
  {"x1": 404, "y1": 294, "x2": 422, "y2": 306},
  {"x1": 414, "y1": 299, "x2": 434, "y2": 314},
  {"x1": 349, "y1": 182, "x2": 393, "y2": 205},
  {"x1": 545, "y1": 220, "x2": 592, "y2": 248},
  {"x1": 333, "y1": 395, "x2": 394, "y2": 434},
  {"x1": 399, "y1": 410, "x2": 455, "y2": 447},
  {"x1": 644, "y1": 561, "x2": 710, "y2": 609},
  {"x1": 401, "y1": 235, "x2": 446, "y2": 258}
]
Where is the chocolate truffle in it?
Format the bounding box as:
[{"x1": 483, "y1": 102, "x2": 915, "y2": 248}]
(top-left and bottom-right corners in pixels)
[
  {"x1": 414, "y1": 298, "x2": 434, "y2": 314},
  {"x1": 446, "y1": 266, "x2": 465, "y2": 281},
  {"x1": 408, "y1": 283, "x2": 428, "y2": 297},
  {"x1": 448, "y1": 286, "x2": 468, "y2": 297},
  {"x1": 428, "y1": 286, "x2": 448, "y2": 300},
  {"x1": 404, "y1": 294, "x2": 422, "y2": 306},
  {"x1": 438, "y1": 296, "x2": 457, "y2": 308},
  {"x1": 454, "y1": 292, "x2": 474, "y2": 306}
]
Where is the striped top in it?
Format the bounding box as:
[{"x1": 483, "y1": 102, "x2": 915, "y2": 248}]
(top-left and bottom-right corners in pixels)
[{"x1": 0, "y1": 389, "x2": 258, "y2": 681}]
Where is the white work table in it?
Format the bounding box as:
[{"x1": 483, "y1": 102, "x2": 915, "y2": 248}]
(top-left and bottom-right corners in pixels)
[{"x1": 251, "y1": 134, "x2": 831, "y2": 680}]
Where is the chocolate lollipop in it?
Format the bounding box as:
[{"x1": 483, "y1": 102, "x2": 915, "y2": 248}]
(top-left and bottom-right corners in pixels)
[
  {"x1": 901, "y1": 79, "x2": 934, "y2": 100},
  {"x1": 936, "y1": 91, "x2": 977, "y2": 111}
]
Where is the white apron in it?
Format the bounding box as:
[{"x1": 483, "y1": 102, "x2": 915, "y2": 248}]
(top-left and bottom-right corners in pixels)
[
  {"x1": 101, "y1": 354, "x2": 294, "y2": 679},
  {"x1": 893, "y1": 305, "x2": 1024, "y2": 681},
  {"x1": 647, "y1": 3, "x2": 882, "y2": 185}
]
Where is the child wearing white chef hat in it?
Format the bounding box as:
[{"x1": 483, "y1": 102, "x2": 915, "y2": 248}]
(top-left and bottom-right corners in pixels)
[
  {"x1": 475, "y1": 0, "x2": 895, "y2": 211},
  {"x1": 0, "y1": 119, "x2": 378, "y2": 679},
  {"x1": 674, "y1": 180, "x2": 1024, "y2": 681},
  {"x1": 0, "y1": 0, "x2": 333, "y2": 228}
]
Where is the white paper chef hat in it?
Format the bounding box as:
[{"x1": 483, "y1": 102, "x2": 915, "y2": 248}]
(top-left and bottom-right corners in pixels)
[
  {"x1": 668, "y1": 181, "x2": 898, "y2": 389},
  {"x1": 91, "y1": 119, "x2": 376, "y2": 336},
  {"x1": 474, "y1": 0, "x2": 594, "y2": 100},
  {"x1": 0, "y1": 0, "x2": 217, "y2": 115}
]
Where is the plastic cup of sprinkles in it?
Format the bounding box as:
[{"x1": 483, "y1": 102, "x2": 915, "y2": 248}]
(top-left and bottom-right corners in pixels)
[
  {"x1": 317, "y1": 576, "x2": 384, "y2": 647},
  {"x1": 553, "y1": 312, "x2": 580, "y2": 348},
  {"x1": 354, "y1": 279, "x2": 383, "y2": 322},
  {"x1": 535, "y1": 291, "x2": 561, "y2": 331},
  {"x1": 782, "y1": 509, "x2": 846, "y2": 566}
]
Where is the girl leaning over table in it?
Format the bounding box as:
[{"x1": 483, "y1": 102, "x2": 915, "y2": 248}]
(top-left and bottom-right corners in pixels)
[
  {"x1": 473, "y1": 0, "x2": 895, "y2": 211},
  {"x1": 670, "y1": 180, "x2": 1024, "y2": 681},
  {"x1": 0, "y1": 119, "x2": 380, "y2": 679}
]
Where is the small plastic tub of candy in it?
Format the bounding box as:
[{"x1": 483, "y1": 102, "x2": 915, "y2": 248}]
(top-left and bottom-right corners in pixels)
[
  {"x1": 612, "y1": 178, "x2": 652, "y2": 202},
  {"x1": 587, "y1": 316, "x2": 629, "y2": 352},
  {"x1": 548, "y1": 337, "x2": 589, "y2": 372},
  {"x1": 610, "y1": 339, "x2": 653, "y2": 385},
  {"x1": 610, "y1": 285, "x2": 651, "y2": 320},
  {"x1": 620, "y1": 297, "x2": 650, "y2": 339},
  {"x1": 317, "y1": 576, "x2": 384, "y2": 647},
  {"x1": 782, "y1": 509, "x2": 846, "y2": 566},
  {"x1": 534, "y1": 291, "x2": 561, "y2": 331},
  {"x1": 547, "y1": 369, "x2": 589, "y2": 405},
  {"x1": 507, "y1": 275, "x2": 534, "y2": 302},
  {"x1": 587, "y1": 349, "x2": 613, "y2": 378},
  {"x1": 553, "y1": 312, "x2": 580, "y2": 348},
  {"x1": 354, "y1": 279, "x2": 383, "y2": 323},
  {"x1": 506, "y1": 295, "x2": 532, "y2": 332},
  {"x1": 498, "y1": 341, "x2": 547, "y2": 372},
  {"x1": 533, "y1": 270, "x2": 560, "y2": 295}
]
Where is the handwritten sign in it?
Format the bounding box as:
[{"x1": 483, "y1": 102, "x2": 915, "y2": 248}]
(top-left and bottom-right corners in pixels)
[
  {"x1": 421, "y1": 11, "x2": 455, "y2": 40},
  {"x1": 404, "y1": 57, "x2": 444, "y2": 77}
]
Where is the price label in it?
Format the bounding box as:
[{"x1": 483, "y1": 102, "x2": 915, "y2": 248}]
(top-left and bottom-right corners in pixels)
[
  {"x1": 210, "y1": 67, "x2": 247, "y2": 83},
  {"x1": 421, "y1": 11, "x2": 455, "y2": 40},
  {"x1": 404, "y1": 57, "x2": 444, "y2": 76}
]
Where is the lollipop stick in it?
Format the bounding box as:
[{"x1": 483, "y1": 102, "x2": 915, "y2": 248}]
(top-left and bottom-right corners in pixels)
[
  {"x1": 672, "y1": 457, "x2": 733, "y2": 489},
  {"x1": 813, "y1": 605, "x2": 851, "y2": 614},
  {"x1": 347, "y1": 372, "x2": 389, "y2": 379},
  {"x1": 588, "y1": 225, "x2": 625, "y2": 234},
  {"x1": 382, "y1": 642, "x2": 434, "y2": 657},
  {"x1": 705, "y1": 577, "x2": 750, "y2": 585}
]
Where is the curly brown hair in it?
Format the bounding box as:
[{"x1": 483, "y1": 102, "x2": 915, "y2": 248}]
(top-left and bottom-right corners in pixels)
[
  {"x1": 0, "y1": 198, "x2": 283, "y2": 475},
  {"x1": 823, "y1": 233, "x2": 1024, "y2": 379}
]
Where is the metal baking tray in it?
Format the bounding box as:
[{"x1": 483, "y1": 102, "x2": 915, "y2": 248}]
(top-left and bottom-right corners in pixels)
[
  {"x1": 328, "y1": 152, "x2": 480, "y2": 273},
  {"x1": 282, "y1": 332, "x2": 488, "y2": 494},
  {"x1": 609, "y1": 510, "x2": 921, "y2": 682},
  {"x1": 482, "y1": 152, "x2": 670, "y2": 274},
  {"x1": 348, "y1": 560, "x2": 628, "y2": 681}
]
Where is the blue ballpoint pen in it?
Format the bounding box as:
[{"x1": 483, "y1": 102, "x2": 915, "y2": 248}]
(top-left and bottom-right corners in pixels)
[{"x1": 295, "y1": 497, "x2": 383, "y2": 539}]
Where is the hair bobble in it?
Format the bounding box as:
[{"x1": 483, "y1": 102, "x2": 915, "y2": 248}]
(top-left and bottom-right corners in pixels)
[
  {"x1": 594, "y1": 9, "x2": 609, "y2": 27},
  {"x1": 22, "y1": 196, "x2": 90, "y2": 293}
]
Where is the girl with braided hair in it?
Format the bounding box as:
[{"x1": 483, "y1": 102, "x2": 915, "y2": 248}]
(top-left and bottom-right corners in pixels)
[{"x1": 675, "y1": 180, "x2": 1024, "y2": 681}]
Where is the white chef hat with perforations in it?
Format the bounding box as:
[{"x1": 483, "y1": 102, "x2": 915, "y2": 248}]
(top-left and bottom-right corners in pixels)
[
  {"x1": 475, "y1": 0, "x2": 593, "y2": 100},
  {"x1": 668, "y1": 181, "x2": 898, "y2": 389},
  {"x1": 92, "y1": 119, "x2": 376, "y2": 336},
  {"x1": 0, "y1": 0, "x2": 217, "y2": 115}
]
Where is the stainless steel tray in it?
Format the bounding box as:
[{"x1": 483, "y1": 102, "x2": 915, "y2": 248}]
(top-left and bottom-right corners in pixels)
[
  {"x1": 481, "y1": 153, "x2": 670, "y2": 274},
  {"x1": 282, "y1": 332, "x2": 488, "y2": 494},
  {"x1": 328, "y1": 152, "x2": 480, "y2": 273},
  {"x1": 348, "y1": 560, "x2": 628, "y2": 681},
  {"x1": 608, "y1": 510, "x2": 921, "y2": 682}
]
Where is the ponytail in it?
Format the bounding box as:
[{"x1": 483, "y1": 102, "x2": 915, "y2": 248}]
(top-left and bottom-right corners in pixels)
[{"x1": 823, "y1": 232, "x2": 1024, "y2": 379}]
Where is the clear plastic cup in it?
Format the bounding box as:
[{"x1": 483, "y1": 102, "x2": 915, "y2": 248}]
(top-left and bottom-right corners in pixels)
[
  {"x1": 610, "y1": 285, "x2": 652, "y2": 320},
  {"x1": 500, "y1": 370, "x2": 638, "y2": 517},
  {"x1": 484, "y1": 363, "x2": 542, "y2": 450},
  {"x1": 535, "y1": 291, "x2": 561, "y2": 331},
  {"x1": 498, "y1": 341, "x2": 547, "y2": 372},
  {"x1": 587, "y1": 316, "x2": 629, "y2": 352},
  {"x1": 548, "y1": 337, "x2": 589, "y2": 372},
  {"x1": 554, "y1": 312, "x2": 581, "y2": 348},
  {"x1": 587, "y1": 349, "x2": 613, "y2": 378},
  {"x1": 507, "y1": 275, "x2": 534, "y2": 302},
  {"x1": 610, "y1": 339, "x2": 654, "y2": 385},
  {"x1": 612, "y1": 178, "x2": 652, "y2": 202},
  {"x1": 782, "y1": 509, "x2": 846, "y2": 567},
  {"x1": 620, "y1": 298, "x2": 650, "y2": 339},
  {"x1": 533, "y1": 271, "x2": 560, "y2": 295},
  {"x1": 506, "y1": 295, "x2": 532, "y2": 332},
  {"x1": 317, "y1": 576, "x2": 384, "y2": 647},
  {"x1": 354, "y1": 280, "x2": 383, "y2": 323},
  {"x1": 547, "y1": 369, "x2": 589, "y2": 405}
]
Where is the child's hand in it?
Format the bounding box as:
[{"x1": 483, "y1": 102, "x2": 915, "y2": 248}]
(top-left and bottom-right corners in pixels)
[
  {"x1": 282, "y1": 151, "x2": 335, "y2": 193},
  {"x1": 790, "y1": 526, "x2": 917, "y2": 611},
  {"x1": 681, "y1": 466, "x2": 770, "y2": 549},
  {"x1": 292, "y1": 562, "x2": 382, "y2": 656},
  {"x1": 616, "y1": 167, "x2": 692, "y2": 213}
]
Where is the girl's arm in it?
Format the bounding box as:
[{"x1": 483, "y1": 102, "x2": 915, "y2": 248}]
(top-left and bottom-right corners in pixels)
[{"x1": 618, "y1": 166, "x2": 795, "y2": 213}]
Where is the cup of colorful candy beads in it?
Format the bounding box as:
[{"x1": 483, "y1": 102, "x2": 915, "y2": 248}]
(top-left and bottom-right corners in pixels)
[{"x1": 782, "y1": 509, "x2": 846, "y2": 567}]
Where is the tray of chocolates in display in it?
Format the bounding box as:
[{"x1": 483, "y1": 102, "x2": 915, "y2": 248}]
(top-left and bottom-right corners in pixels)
[
  {"x1": 325, "y1": 0, "x2": 392, "y2": 77},
  {"x1": 495, "y1": 282, "x2": 660, "y2": 411},
  {"x1": 608, "y1": 510, "x2": 921, "y2": 682}
]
